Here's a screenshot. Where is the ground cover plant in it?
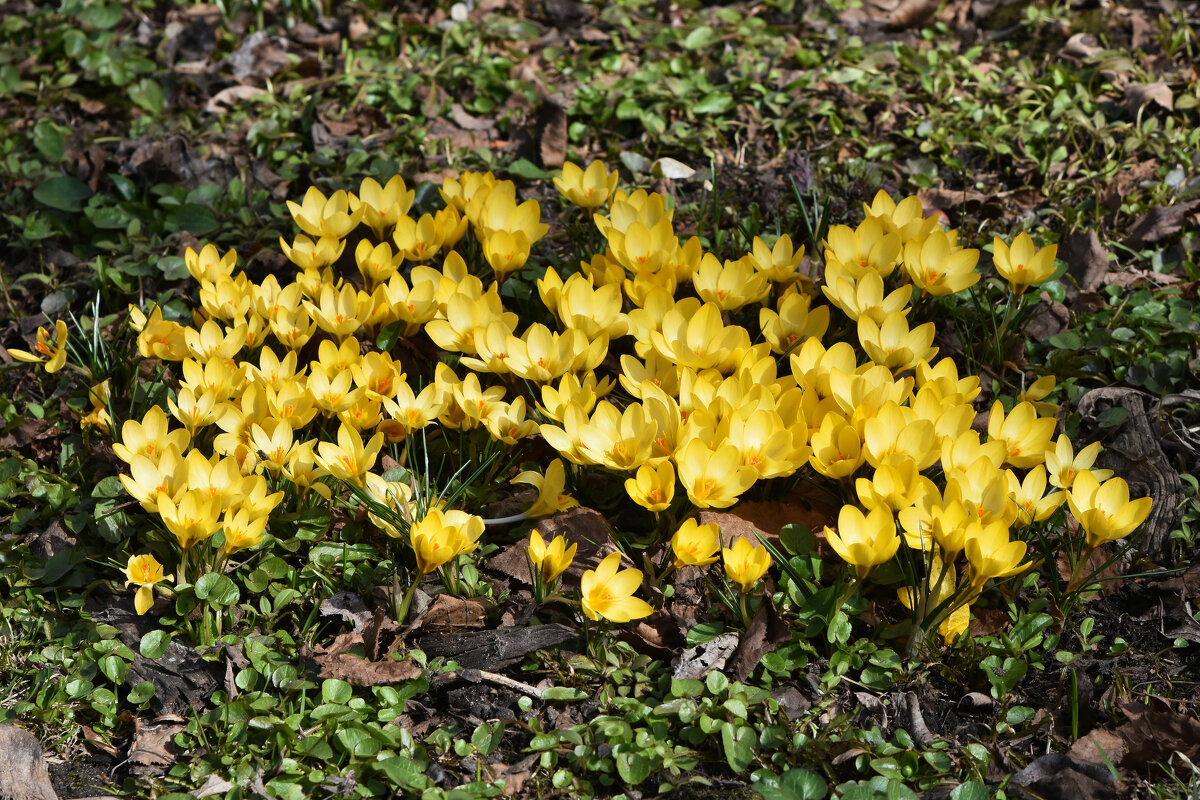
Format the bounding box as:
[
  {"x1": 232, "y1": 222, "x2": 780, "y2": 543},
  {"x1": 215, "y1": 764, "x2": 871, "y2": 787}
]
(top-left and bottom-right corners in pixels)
[{"x1": 1, "y1": 1, "x2": 1199, "y2": 799}]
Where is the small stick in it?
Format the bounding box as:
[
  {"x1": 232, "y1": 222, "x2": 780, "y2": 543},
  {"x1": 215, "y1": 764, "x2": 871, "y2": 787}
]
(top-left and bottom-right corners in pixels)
[{"x1": 430, "y1": 668, "x2": 542, "y2": 698}]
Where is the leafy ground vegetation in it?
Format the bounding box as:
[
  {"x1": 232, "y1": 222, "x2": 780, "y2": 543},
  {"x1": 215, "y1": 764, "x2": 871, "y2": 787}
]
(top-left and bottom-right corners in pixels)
[{"x1": 1, "y1": 0, "x2": 1199, "y2": 798}]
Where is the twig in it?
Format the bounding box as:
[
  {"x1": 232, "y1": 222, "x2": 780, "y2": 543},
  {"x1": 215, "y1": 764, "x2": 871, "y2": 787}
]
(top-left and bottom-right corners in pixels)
[{"x1": 429, "y1": 668, "x2": 543, "y2": 698}]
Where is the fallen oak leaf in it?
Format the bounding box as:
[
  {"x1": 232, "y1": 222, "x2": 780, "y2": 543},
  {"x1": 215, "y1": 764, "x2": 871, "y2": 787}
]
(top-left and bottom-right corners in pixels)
[{"x1": 729, "y1": 601, "x2": 790, "y2": 682}]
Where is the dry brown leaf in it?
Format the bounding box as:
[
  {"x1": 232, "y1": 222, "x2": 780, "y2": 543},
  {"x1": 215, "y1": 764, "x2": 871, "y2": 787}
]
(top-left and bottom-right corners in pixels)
[
  {"x1": 729, "y1": 601, "x2": 790, "y2": 681},
  {"x1": 1125, "y1": 200, "x2": 1200, "y2": 248},
  {"x1": 1012, "y1": 753, "x2": 1120, "y2": 800},
  {"x1": 1069, "y1": 728, "x2": 1128, "y2": 766},
  {"x1": 1124, "y1": 82, "x2": 1173, "y2": 115},
  {"x1": 450, "y1": 103, "x2": 496, "y2": 132},
  {"x1": 1062, "y1": 33, "x2": 1103, "y2": 60},
  {"x1": 204, "y1": 85, "x2": 266, "y2": 114},
  {"x1": 538, "y1": 102, "x2": 568, "y2": 168},
  {"x1": 0, "y1": 725, "x2": 57, "y2": 800},
  {"x1": 1062, "y1": 230, "x2": 1111, "y2": 292},
  {"x1": 884, "y1": 0, "x2": 938, "y2": 30},
  {"x1": 406, "y1": 593, "x2": 489, "y2": 634},
  {"x1": 673, "y1": 633, "x2": 739, "y2": 680},
  {"x1": 498, "y1": 754, "x2": 539, "y2": 795},
  {"x1": 310, "y1": 640, "x2": 423, "y2": 687},
  {"x1": 127, "y1": 715, "x2": 185, "y2": 768},
  {"x1": 1117, "y1": 710, "x2": 1200, "y2": 771}
]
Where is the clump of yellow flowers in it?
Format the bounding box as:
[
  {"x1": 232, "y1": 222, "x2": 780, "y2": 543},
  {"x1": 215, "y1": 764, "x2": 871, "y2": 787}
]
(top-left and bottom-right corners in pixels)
[{"x1": 79, "y1": 162, "x2": 1153, "y2": 648}]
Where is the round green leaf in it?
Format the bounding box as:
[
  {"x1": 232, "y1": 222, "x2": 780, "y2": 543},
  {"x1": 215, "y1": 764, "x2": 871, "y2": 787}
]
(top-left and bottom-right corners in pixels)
[
  {"x1": 98, "y1": 654, "x2": 127, "y2": 684},
  {"x1": 194, "y1": 573, "x2": 239, "y2": 606},
  {"x1": 128, "y1": 680, "x2": 156, "y2": 705},
  {"x1": 34, "y1": 176, "x2": 92, "y2": 212},
  {"x1": 164, "y1": 203, "x2": 218, "y2": 234},
  {"x1": 754, "y1": 768, "x2": 828, "y2": 800},
  {"x1": 950, "y1": 783, "x2": 989, "y2": 800},
  {"x1": 32, "y1": 119, "x2": 66, "y2": 162},
  {"x1": 722, "y1": 722, "x2": 755, "y2": 773},
  {"x1": 140, "y1": 629, "x2": 172, "y2": 659},
  {"x1": 322, "y1": 678, "x2": 353, "y2": 705},
  {"x1": 615, "y1": 750, "x2": 652, "y2": 785}
]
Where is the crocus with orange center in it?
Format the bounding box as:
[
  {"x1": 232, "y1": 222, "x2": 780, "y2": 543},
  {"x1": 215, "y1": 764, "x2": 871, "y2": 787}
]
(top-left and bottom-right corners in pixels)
[
  {"x1": 123, "y1": 554, "x2": 173, "y2": 615},
  {"x1": 993, "y1": 232, "x2": 1058, "y2": 295},
  {"x1": 723, "y1": 537, "x2": 771, "y2": 594},
  {"x1": 512, "y1": 458, "x2": 578, "y2": 518},
  {"x1": 553, "y1": 160, "x2": 619, "y2": 209},
  {"x1": 581, "y1": 552, "x2": 652, "y2": 623},
  {"x1": 824, "y1": 505, "x2": 899, "y2": 580},
  {"x1": 410, "y1": 508, "x2": 485, "y2": 575},
  {"x1": 527, "y1": 531, "x2": 577, "y2": 584},
  {"x1": 986, "y1": 400, "x2": 1056, "y2": 470},
  {"x1": 1066, "y1": 471, "x2": 1153, "y2": 548},
  {"x1": 671, "y1": 519, "x2": 721, "y2": 569},
  {"x1": 7, "y1": 319, "x2": 69, "y2": 373},
  {"x1": 625, "y1": 461, "x2": 676, "y2": 512}
]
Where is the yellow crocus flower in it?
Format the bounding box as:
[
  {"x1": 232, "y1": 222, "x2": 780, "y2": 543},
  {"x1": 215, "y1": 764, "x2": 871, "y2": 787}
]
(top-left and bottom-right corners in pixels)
[
  {"x1": 287, "y1": 186, "x2": 362, "y2": 239},
  {"x1": 674, "y1": 439, "x2": 758, "y2": 509},
  {"x1": 123, "y1": 554, "x2": 173, "y2": 615},
  {"x1": 7, "y1": 319, "x2": 69, "y2": 373},
  {"x1": 352, "y1": 175, "x2": 414, "y2": 239},
  {"x1": 1066, "y1": 471, "x2": 1154, "y2": 548},
  {"x1": 986, "y1": 400, "x2": 1056, "y2": 469},
  {"x1": 581, "y1": 552, "x2": 652, "y2": 623},
  {"x1": 902, "y1": 229, "x2": 980, "y2": 296},
  {"x1": 315, "y1": 423, "x2": 384, "y2": 486},
  {"x1": 723, "y1": 537, "x2": 772, "y2": 594},
  {"x1": 158, "y1": 489, "x2": 222, "y2": 550},
  {"x1": 553, "y1": 160, "x2": 618, "y2": 210},
  {"x1": 527, "y1": 531, "x2": 577, "y2": 584},
  {"x1": 993, "y1": 232, "x2": 1058, "y2": 295},
  {"x1": 625, "y1": 461, "x2": 676, "y2": 512},
  {"x1": 671, "y1": 519, "x2": 721, "y2": 569},
  {"x1": 410, "y1": 508, "x2": 484, "y2": 575}
]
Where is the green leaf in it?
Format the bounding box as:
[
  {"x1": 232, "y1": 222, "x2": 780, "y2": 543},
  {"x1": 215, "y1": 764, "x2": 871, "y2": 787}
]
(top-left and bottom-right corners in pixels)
[
  {"x1": 335, "y1": 726, "x2": 381, "y2": 758},
  {"x1": 686, "y1": 621, "x2": 725, "y2": 646},
  {"x1": 615, "y1": 750, "x2": 653, "y2": 785},
  {"x1": 472, "y1": 721, "x2": 504, "y2": 755},
  {"x1": 779, "y1": 524, "x2": 815, "y2": 555},
  {"x1": 308, "y1": 542, "x2": 378, "y2": 565},
  {"x1": 158, "y1": 256, "x2": 190, "y2": 281},
  {"x1": 1097, "y1": 406, "x2": 1130, "y2": 429},
  {"x1": 376, "y1": 321, "x2": 405, "y2": 351},
  {"x1": 322, "y1": 678, "x2": 353, "y2": 705},
  {"x1": 128, "y1": 680, "x2": 156, "y2": 705},
  {"x1": 140, "y1": 629, "x2": 172, "y2": 659},
  {"x1": 950, "y1": 782, "x2": 989, "y2": 800},
  {"x1": 754, "y1": 768, "x2": 828, "y2": 800},
  {"x1": 128, "y1": 78, "x2": 165, "y2": 115},
  {"x1": 78, "y1": 2, "x2": 123, "y2": 28},
  {"x1": 670, "y1": 677, "x2": 705, "y2": 698},
  {"x1": 684, "y1": 25, "x2": 718, "y2": 50},
  {"x1": 507, "y1": 158, "x2": 550, "y2": 180},
  {"x1": 164, "y1": 203, "x2": 218, "y2": 234},
  {"x1": 32, "y1": 119, "x2": 66, "y2": 162},
  {"x1": 542, "y1": 686, "x2": 588, "y2": 701},
  {"x1": 721, "y1": 722, "x2": 755, "y2": 772},
  {"x1": 694, "y1": 92, "x2": 734, "y2": 115},
  {"x1": 1047, "y1": 331, "x2": 1081, "y2": 350},
  {"x1": 99, "y1": 654, "x2": 127, "y2": 684},
  {"x1": 34, "y1": 176, "x2": 92, "y2": 212},
  {"x1": 194, "y1": 573, "x2": 240, "y2": 606}
]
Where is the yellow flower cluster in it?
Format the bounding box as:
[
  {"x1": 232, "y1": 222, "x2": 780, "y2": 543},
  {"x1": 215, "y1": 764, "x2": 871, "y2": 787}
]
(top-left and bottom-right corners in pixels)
[{"x1": 108, "y1": 162, "x2": 1151, "y2": 633}]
